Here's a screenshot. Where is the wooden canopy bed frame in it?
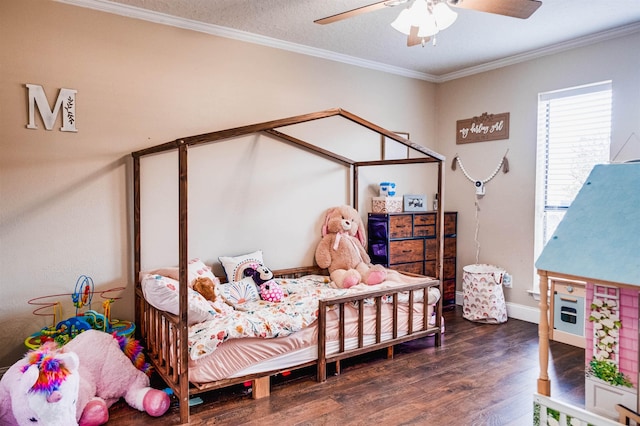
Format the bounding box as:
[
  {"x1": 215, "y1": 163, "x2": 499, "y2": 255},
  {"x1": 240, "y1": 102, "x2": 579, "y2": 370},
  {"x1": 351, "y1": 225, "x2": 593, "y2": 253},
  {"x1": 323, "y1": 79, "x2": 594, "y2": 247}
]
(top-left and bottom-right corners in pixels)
[{"x1": 131, "y1": 108, "x2": 446, "y2": 424}]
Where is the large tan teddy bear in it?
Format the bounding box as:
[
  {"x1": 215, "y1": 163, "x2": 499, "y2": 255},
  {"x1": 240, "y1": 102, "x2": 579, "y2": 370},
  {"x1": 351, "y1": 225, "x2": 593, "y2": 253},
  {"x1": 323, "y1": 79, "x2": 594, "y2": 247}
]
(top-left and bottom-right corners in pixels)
[{"x1": 314, "y1": 205, "x2": 388, "y2": 288}]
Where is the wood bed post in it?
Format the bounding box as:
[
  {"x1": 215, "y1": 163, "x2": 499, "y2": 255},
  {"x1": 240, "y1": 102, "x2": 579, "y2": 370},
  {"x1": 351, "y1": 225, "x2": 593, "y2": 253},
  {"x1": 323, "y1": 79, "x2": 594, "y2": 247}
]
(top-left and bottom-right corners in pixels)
[
  {"x1": 317, "y1": 300, "x2": 327, "y2": 382},
  {"x1": 178, "y1": 142, "x2": 190, "y2": 424},
  {"x1": 133, "y1": 155, "x2": 142, "y2": 337},
  {"x1": 435, "y1": 160, "x2": 444, "y2": 346},
  {"x1": 353, "y1": 165, "x2": 358, "y2": 209},
  {"x1": 538, "y1": 269, "x2": 551, "y2": 396}
]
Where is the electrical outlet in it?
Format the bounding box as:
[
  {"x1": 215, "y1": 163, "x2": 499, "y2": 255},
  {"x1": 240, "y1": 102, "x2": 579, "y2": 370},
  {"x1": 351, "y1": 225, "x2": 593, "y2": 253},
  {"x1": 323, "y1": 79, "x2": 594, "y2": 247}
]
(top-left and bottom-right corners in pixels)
[{"x1": 503, "y1": 273, "x2": 513, "y2": 288}]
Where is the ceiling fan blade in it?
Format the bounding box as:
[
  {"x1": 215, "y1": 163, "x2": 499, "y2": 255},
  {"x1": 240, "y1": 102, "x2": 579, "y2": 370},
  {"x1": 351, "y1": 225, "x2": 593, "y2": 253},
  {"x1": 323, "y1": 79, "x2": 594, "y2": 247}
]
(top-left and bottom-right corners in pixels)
[
  {"x1": 314, "y1": 1, "x2": 399, "y2": 25},
  {"x1": 407, "y1": 26, "x2": 427, "y2": 47},
  {"x1": 449, "y1": 0, "x2": 542, "y2": 19}
]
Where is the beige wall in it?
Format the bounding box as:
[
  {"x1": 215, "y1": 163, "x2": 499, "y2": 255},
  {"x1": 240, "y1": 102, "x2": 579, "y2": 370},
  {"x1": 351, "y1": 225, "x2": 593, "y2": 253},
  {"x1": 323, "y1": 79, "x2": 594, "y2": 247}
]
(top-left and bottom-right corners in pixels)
[
  {"x1": 0, "y1": 0, "x2": 437, "y2": 366},
  {"x1": 2, "y1": 0, "x2": 639, "y2": 367},
  {"x1": 436, "y1": 31, "x2": 640, "y2": 312}
]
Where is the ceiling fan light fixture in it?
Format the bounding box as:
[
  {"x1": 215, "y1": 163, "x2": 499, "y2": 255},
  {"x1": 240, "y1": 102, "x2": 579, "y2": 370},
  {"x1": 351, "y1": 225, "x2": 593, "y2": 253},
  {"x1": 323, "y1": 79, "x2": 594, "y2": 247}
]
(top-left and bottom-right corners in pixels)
[
  {"x1": 432, "y1": 2, "x2": 457, "y2": 30},
  {"x1": 390, "y1": 8, "x2": 413, "y2": 34},
  {"x1": 391, "y1": 0, "x2": 455, "y2": 40},
  {"x1": 384, "y1": 0, "x2": 410, "y2": 6},
  {"x1": 416, "y1": 10, "x2": 439, "y2": 37}
]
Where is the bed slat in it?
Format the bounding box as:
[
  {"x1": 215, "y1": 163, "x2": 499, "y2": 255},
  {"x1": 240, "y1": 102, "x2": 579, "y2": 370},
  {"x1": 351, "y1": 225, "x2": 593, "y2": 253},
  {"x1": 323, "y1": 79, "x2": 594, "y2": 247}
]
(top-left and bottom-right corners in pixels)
[{"x1": 316, "y1": 277, "x2": 441, "y2": 382}]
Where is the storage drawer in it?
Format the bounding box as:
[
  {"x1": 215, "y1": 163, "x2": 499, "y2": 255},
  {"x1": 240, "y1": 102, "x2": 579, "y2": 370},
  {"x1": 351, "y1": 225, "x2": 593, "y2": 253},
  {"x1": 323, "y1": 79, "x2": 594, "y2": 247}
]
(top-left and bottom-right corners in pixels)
[
  {"x1": 424, "y1": 238, "x2": 455, "y2": 260},
  {"x1": 443, "y1": 279, "x2": 456, "y2": 305},
  {"x1": 369, "y1": 242, "x2": 388, "y2": 265},
  {"x1": 424, "y1": 239, "x2": 437, "y2": 260},
  {"x1": 414, "y1": 224, "x2": 435, "y2": 237},
  {"x1": 389, "y1": 215, "x2": 412, "y2": 239},
  {"x1": 389, "y1": 239, "x2": 424, "y2": 263},
  {"x1": 424, "y1": 260, "x2": 436, "y2": 277},
  {"x1": 444, "y1": 213, "x2": 457, "y2": 235},
  {"x1": 423, "y1": 259, "x2": 456, "y2": 280},
  {"x1": 368, "y1": 215, "x2": 389, "y2": 241},
  {"x1": 443, "y1": 257, "x2": 456, "y2": 279},
  {"x1": 391, "y1": 262, "x2": 423, "y2": 276},
  {"x1": 414, "y1": 214, "x2": 435, "y2": 226},
  {"x1": 444, "y1": 237, "x2": 456, "y2": 258}
]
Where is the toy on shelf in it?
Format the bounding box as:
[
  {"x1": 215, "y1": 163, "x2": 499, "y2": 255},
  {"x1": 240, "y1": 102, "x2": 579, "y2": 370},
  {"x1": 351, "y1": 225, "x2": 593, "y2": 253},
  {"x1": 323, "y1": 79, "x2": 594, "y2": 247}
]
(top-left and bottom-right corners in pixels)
[{"x1": 25, "y1": 275, "x2": 135, "y2": 349}]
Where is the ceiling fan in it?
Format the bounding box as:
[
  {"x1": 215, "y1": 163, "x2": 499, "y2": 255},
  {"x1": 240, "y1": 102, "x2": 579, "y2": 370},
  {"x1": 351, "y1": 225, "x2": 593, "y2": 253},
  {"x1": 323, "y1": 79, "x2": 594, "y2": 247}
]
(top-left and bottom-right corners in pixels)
[{"x1": 314, "y1": 0, "x2": 542, "y2": 47}]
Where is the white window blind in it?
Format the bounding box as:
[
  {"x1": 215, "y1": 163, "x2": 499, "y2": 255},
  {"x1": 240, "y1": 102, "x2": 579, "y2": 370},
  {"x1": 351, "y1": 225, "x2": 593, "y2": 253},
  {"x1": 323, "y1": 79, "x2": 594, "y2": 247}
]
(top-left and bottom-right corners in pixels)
[{"x1": 536, "y1": 81, "x2": 612, "y2": 246}]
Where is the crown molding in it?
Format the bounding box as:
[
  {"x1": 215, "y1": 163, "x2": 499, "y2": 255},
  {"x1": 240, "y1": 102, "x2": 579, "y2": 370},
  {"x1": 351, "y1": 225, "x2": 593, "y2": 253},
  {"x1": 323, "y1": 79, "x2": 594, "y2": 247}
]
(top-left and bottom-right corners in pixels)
[
  {"x1": 436, "y1": 22, "x2": 640, "y2": 83},
  {"x1": 55, "y1": 0, "x2": 439, "y2": 82},
  {"x1": 56, "y1": 0, "x2": 640, "y2": 84}
]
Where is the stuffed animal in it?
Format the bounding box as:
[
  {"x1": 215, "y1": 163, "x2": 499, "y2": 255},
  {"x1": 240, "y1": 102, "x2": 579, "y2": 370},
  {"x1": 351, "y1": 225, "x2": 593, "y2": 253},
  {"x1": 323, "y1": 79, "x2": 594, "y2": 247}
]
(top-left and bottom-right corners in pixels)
[
  {"x1": 193, "y1": 277, "x2": 233, "y2": 314},
  {"x1": 193, "y1": 276, "x2": 218, "y2": 302},
  {"x1": 314, "y1": 205, "x2": 387, "y2": 289},
  {"x1": 258, "y1": 281, "x2": 284, "y2": 303},
  {"x1": 193, "y1": 276, "x2": 233, "y2": 314},
  {"x1": 315, "y1": 205, "x2": 446, "y2": 290},
  {"x1": 0, "y1": 329, "x2": 170, "y2": 426},
  {"x1": 243, "y1": 263, "x2": 284, "y2": 302},
  {"x1": 243, "y1": 263, "x2": 274, "y2": 285}
]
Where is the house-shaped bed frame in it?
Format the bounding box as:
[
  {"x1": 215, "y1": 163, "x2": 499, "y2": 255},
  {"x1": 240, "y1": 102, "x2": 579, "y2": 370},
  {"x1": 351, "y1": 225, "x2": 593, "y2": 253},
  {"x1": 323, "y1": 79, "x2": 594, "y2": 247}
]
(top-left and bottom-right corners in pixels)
[{"x1": 131, "y1": 108, "x2": 447, "y2": 423}]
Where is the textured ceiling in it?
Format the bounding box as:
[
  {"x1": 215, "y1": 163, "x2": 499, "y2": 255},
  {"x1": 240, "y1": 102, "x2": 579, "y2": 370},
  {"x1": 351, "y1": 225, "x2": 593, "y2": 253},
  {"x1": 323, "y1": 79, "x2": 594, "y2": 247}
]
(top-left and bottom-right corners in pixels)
[{"x1": 62, "y1": 0, "x2": 640, "y2": 81}]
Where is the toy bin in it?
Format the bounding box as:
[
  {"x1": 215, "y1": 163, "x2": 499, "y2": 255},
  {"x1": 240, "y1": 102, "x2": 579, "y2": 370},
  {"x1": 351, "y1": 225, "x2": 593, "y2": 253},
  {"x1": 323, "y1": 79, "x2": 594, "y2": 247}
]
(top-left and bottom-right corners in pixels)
[{"x1": 462, "y1": 263, "x2": 507, "y2": 324}]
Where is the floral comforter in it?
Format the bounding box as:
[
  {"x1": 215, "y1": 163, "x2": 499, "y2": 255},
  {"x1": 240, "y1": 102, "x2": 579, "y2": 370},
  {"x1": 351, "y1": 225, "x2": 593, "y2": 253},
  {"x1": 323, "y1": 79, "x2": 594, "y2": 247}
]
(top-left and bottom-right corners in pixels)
[
  {"x1": 188, "y1": 276, "x2": 346, "y2": 360},
  {"x1": 187, "y1": 275, "x2": 439, "y2": 360}
]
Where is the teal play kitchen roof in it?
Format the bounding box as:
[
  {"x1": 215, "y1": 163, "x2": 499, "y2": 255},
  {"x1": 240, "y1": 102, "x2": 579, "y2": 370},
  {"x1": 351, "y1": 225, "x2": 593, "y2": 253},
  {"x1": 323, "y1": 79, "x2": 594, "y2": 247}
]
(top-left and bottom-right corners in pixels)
[{"x1": 535, "y1": 163, "x2": 640, "y2": 286}]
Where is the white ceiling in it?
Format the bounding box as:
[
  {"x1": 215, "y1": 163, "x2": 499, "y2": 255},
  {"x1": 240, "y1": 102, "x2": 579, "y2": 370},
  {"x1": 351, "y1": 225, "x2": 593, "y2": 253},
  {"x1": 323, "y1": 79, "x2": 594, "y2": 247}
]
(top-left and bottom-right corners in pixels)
[{"x1": 61, "y1": 0, "x2": 640, "y2": 82}]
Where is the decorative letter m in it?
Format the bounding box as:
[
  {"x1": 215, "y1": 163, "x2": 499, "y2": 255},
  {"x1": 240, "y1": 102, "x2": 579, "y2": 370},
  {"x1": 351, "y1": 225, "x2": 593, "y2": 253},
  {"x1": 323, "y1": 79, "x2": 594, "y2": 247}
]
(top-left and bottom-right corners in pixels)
[{"x1": 26, "y1": 84, "x2": 77, "y2": 132}]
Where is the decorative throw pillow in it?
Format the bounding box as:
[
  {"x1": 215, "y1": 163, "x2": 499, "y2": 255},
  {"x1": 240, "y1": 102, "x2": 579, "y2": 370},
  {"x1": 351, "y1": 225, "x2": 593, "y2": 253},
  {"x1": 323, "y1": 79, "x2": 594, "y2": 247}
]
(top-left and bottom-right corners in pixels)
[
  {"x1": 219, "y1": 277, "x2": 261, "y2": 307},
  {"x1": 188, "y1": 258, "x2": 217, "y2": 284},
  {"x1": 145, "y1": 258, "x2": 217, "y2": 288},
  {"x1": 218, "y1": 250, "x2": 264, "y2": 283},
  {"x1": 140, "y1": 273, "x2": 218, "y2": 324}
]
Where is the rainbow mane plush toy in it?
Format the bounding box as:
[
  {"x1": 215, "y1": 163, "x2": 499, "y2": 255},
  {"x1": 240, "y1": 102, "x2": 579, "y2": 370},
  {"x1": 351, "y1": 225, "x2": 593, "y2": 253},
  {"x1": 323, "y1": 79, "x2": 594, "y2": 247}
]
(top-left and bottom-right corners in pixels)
[
  {"x1": 22, "y1": 342, "x2": 74, "y2": 398},
  {"x1": 0, "y1": 330, "x2": 169, "y2": 426}
]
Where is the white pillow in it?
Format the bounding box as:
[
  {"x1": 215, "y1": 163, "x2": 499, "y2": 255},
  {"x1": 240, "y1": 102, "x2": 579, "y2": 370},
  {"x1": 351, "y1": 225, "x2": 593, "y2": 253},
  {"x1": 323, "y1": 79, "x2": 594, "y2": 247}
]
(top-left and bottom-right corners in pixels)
[
  {"x1": 219, "y1": 277, "x2": 261, "y2": 307},
  {"x1": 140, "y1": 274, "x2": 218, "y2": 324},
  {"x1": 218, "y1": 250, "x2": 264, "y2": 283}
]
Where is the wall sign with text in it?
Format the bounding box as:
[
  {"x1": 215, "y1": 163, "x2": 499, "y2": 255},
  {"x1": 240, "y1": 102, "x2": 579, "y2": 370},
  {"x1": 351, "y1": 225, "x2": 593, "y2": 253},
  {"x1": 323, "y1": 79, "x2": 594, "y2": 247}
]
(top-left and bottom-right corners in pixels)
[
  {"x1": 26, "y1": 83, "x2": 77, "y2": 132},
  {"x1": 456, "y1": 112, "x2": 509, "y2": 144}
]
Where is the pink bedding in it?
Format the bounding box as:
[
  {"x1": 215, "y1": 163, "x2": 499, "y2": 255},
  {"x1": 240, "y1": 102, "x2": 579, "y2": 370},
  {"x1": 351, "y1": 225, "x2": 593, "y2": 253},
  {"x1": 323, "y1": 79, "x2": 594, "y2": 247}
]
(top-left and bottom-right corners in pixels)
[{"x1": 187, "y1": 276, "x2": 439, "y2": 383}]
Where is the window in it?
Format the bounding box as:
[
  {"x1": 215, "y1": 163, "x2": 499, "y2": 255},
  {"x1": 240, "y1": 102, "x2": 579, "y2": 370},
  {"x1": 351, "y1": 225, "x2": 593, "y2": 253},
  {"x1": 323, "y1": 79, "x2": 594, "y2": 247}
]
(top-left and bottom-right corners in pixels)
[{"x1": 534, "y1": 81, "x2": 612, "y2": 285}]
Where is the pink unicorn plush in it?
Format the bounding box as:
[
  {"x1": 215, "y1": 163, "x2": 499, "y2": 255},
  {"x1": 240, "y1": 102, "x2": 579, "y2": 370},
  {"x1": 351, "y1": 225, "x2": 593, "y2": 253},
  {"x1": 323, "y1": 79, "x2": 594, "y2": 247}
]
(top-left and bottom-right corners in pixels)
[{"x1": 0, "y1": 329, "x2": 170, "y2": 425}]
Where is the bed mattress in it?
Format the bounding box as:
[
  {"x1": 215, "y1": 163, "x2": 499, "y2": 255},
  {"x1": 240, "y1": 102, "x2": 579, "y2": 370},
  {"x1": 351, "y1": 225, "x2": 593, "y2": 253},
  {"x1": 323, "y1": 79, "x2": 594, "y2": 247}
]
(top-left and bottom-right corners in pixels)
[{"x1": 188, "y1": 295, "x2": 436, "y2": 383}]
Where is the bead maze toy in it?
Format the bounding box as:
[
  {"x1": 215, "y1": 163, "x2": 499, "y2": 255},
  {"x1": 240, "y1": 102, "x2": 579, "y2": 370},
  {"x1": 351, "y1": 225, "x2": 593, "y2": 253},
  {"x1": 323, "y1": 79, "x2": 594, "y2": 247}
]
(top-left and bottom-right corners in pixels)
[{"x1": 25, "y1": 275, "x2": 134, "y2": 349}]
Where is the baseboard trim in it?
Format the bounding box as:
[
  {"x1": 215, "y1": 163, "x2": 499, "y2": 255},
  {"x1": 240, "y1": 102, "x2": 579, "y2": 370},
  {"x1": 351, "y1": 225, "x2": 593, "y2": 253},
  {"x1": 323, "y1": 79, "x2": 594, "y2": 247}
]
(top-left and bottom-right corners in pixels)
[{"x1": 455, "y1": 291, "x2": 541, "y2": 324}]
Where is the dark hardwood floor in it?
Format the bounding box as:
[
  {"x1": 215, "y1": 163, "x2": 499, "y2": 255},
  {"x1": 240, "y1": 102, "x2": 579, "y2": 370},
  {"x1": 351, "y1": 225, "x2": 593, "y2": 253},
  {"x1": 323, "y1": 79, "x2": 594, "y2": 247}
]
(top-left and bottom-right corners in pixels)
[{"x1": 107, "y1": 307, "x2": 585, "y2": 425}]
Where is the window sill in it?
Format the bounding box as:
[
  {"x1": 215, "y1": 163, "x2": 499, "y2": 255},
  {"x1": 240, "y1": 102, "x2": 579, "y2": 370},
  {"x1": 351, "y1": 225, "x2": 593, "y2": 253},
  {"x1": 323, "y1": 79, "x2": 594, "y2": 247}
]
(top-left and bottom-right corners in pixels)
[
  {"x1": 528, "y1": 288, "x2": 540, "y2": 301},
  {"x1": 528, "y1": 288, "x2": 551, "y2": 302}
]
